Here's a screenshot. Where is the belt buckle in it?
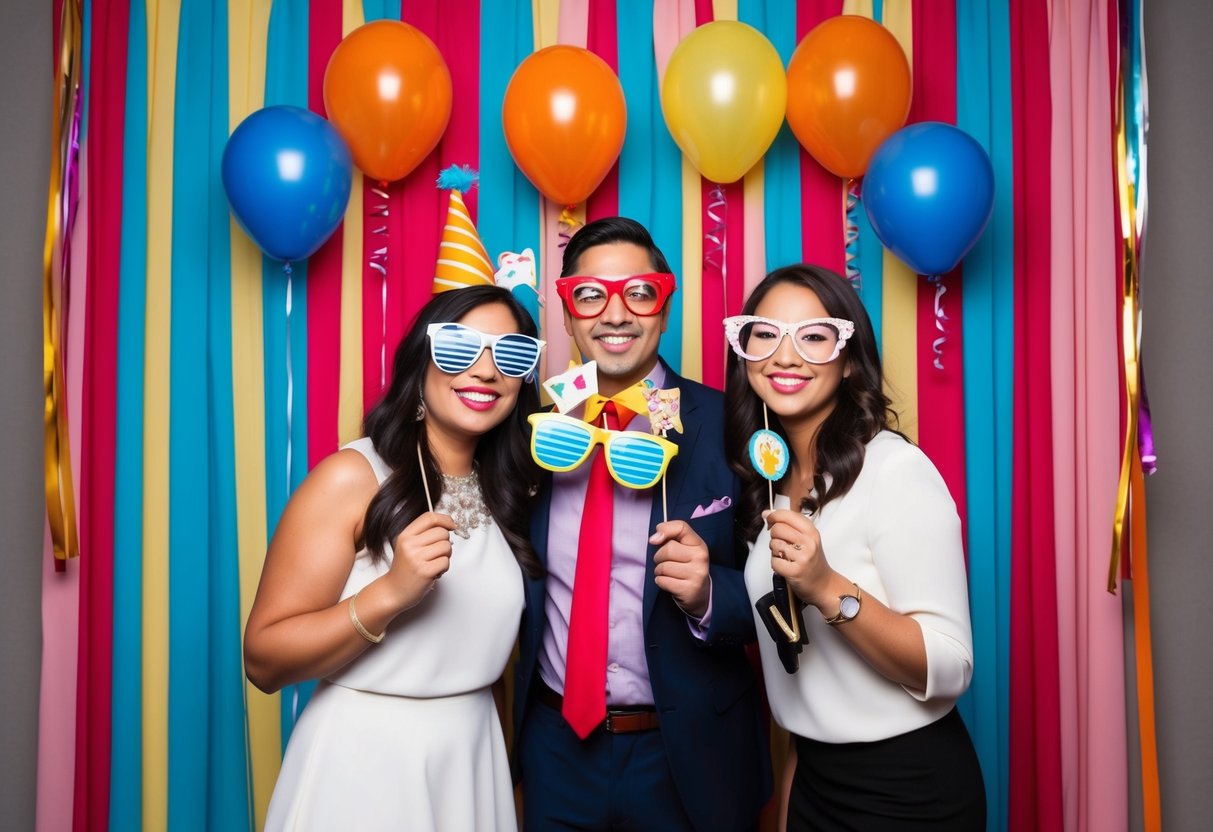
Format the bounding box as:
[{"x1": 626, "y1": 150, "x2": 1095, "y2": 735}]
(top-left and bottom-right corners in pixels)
[{"x1": 604, "y1": 708, "x2": 651, "y2": 734}]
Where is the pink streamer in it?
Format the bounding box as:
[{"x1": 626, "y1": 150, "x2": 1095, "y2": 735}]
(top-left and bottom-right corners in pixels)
[{"x1": 37, "y1": 146, "x2": 90, "y2": 832}]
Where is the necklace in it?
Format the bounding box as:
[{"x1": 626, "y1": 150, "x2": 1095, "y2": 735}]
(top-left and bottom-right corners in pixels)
[{"x1": 437, "y1": 469, "x2": 492, "y2": 539}]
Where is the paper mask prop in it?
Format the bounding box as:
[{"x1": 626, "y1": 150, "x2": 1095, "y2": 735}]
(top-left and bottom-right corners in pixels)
[
  {"x1": 543, "y1": 360, "x2": 598, "y2": 414},
  {"x1": 748, "y1": 429, "x2": 789, "y2": 481},
  {"x1": 644, "y1": 387, "x2": 683, "y2": 436},
  {"x1": 494, "y1": 248, "x2": 541, "y2": 299}
]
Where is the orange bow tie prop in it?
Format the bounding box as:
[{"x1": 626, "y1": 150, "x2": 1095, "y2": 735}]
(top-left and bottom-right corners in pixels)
[{"x1": 583, "y1": 381, "x2": 650, "y2": 425}]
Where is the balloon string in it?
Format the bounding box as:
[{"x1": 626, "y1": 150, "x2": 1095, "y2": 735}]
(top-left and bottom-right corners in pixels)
[
  {"x1": 929, "y1": 274, "x2": 949, "y2": 370},
  {"x1": 369, "y1": 185, "x2": 390, "y2": 391},
  {"x1": 284, "y1": 261, "x2": 294, "y2": 498},
  {"x1": 844, "y1": 178, "x2": 862, "y2": 291}
]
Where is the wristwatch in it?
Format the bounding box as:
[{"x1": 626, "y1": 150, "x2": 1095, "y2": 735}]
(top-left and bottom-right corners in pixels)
[{"x1": 823, "y1": 583, "x2": 862, "y2": 625}]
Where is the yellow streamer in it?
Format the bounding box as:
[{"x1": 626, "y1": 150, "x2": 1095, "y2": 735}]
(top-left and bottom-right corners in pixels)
[
  {"x1": 535, "y1": 0, "x2": 559, "y2": 49},
  {"x1": 879, "y1": 0, "x2": 918, "y2": 441},
  {"x1": 711, "y1": 0, "x2": 738, "y2": 20},
  {"x1": 144, "y1": 2, "x2": 181, "y2": 827},
  {"x1": 42, "y1": 0, "x2": 82, "y2": 563},
  {"x1": 680, "y1": 157, "x2": 703, "y2": 382},
  {"x1": 337, "y1": 0, "x2": 365, "y2": 447},
  {"x1": 227, "y1": 1, "x2": 276, "y2": 826},
  {"x1": 335, "y1": 3, "x2": 366, "y2": 443},
  {"x1": 338, "y1": 175, "x2": 364, "y2": 445}
]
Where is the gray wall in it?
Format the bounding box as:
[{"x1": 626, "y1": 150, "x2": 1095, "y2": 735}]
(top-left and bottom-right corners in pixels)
[
  {"x1": 1141, "y1": 1, "x2": 1213, "y2": 828},
  {"x1": 1, "y1": 3, "x2": 1209, "y2": 828},
  {"x1": 0, "y1": 1, "x2": 52, "y2": 827}
]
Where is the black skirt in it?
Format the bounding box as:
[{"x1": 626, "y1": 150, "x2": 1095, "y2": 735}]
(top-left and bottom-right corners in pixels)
[{"x1": 788, "y1": 708, "x2": 986, "y2": 831}]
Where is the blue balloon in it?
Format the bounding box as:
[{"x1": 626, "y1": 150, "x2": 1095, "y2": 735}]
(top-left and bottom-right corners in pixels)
[
  {"x1": 862, "y1": 122, "x2": 995, "y2": 277},
  {"x1": 222, "y1": 105, "x2": 353, "y2": 262}
]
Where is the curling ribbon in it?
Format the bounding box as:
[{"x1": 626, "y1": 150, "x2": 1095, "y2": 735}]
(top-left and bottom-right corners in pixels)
[
  {"x1": 1138, "y1": 378, "x2": 1157, "y2": 474},
  {"x1": 844, "y1": 178, "x2": 861, "y2": 289},
  {"x1": 368, "y1": 184, "x2": 389, "y2": 389},
  {"x1": 42, "y1": 0, "x2": 83, "y2": 563},
  {"x1": 1109, "y1": 68, "x2": 1143, "y2": 592},
  {"x1": 558, "y1": 205, "x2": 582, "y2": 247},
  {"x1": 704, "y1": 184, "x2": 727, "y2": 270},
  {"x1": 703, "y1": 183, "x2": 729, "y2": 387},
  {"x1": 928, "y1": 274, "x2": 949, "y2": 371}
]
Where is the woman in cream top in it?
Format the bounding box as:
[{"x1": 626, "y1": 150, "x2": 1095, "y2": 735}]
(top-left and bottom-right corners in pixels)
[{"x1": 723, "y1": 265, "x2": 985, "y2": 831}]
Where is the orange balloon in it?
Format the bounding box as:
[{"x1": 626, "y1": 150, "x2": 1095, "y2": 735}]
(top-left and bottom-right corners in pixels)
[
  {"x1": 786, "y1": 15, "x2": 911, "y2": 179},
  {"x1": 502, "y1": 46, "x2": 626, "y2": 206},
  {"x1": 323, "y1": 20, "x2": 452, "y2": 183}
]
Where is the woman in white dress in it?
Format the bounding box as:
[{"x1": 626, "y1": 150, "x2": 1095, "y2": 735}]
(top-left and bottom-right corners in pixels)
[
  {"x1": 721, "y1": 265, "x2": 985, "y2": 830},
  {"x1": 244, "y1": 285, "x2": 544, "y2": 831}
]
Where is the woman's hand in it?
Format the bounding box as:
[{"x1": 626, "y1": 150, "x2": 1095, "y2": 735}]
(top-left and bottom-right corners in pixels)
[
  {"x1": 383, "y1": 511, "x2": 458, "y2": 610},
  {"x1": 765, "y1": 509, "x2": 837, "y2": 610}
]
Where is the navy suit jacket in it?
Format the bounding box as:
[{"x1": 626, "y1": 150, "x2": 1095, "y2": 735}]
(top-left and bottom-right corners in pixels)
[{"x1": 513, "y1": 369, "x2": 772, "y2": 832}]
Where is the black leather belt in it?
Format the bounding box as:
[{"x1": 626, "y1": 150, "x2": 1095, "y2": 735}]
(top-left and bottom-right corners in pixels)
[{"x1": 536, "y1": 681, "x2": 660, "y2": 734}]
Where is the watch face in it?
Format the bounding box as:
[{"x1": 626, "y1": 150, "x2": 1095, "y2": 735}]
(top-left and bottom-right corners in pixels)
[{"x1": 839, "y1": 595, "x2": 861, "y2": 619}]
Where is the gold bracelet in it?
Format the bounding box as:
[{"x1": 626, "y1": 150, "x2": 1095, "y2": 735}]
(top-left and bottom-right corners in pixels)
[{"x1": 348, "y1": 590, "x2": 384, "y2": 644}]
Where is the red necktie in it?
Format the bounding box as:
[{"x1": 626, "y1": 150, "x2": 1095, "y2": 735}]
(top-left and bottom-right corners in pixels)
[{"x1": 562, "y1": 401, "x2": 630, "y2": 739}]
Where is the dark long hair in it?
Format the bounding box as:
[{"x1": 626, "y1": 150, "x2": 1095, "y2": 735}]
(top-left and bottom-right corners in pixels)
[
  {"x1": 359, "y1": 285, "x2": 542, "y2": 577},
  {"x1": 725, "y1": 265, "x2": 898, "y2": 544},
  {"x1": 560, "y1": 216, "x2": 672, "y2": 276}
]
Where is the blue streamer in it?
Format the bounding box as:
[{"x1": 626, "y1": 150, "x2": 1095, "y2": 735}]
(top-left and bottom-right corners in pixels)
[
  {"x1": 109, "y1": 1, "x2": 148, "y2": 826},
  {"x1": 167, "y1": 1, "x2": 250, "y2": 827},
  {"x1": 854, "y1": 184, "x2": 884, "y2": 353},
  {"x1": 478, "y1": 1, "x2": 542, "y2": 330},
  {"x1": 957, "y1": 1, "x2": 1014, "y2": 829},
  {"x1": 741, "y1": 0, "x2": 801, "y2": 274},
  {"x1": 264, "y1": 0, "x2": 315, "y2": 750},
  {"x1": 362, "y1": 0, "x2": 401, "y2": 22},
  {"x1": 618, "y1": 0, "x2": 683, "y2": 372}
]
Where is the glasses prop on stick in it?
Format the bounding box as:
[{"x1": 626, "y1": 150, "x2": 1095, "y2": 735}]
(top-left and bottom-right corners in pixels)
[
  {"x1": 530, "y1": 365, "x2": 679, "y2": 521},
  {"x1": 748, "y1": 406, "x2": 808, "y2": 674}
]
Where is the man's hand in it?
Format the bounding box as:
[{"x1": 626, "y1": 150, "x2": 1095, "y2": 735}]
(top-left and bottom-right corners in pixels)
[{"x1": 650, "y1": 520, "x2": 712, "y2": 619}]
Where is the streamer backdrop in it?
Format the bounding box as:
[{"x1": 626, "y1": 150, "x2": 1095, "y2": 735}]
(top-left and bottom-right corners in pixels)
[{"x1": 37, "y1": 1, "x2": 1157, "y2": 831}]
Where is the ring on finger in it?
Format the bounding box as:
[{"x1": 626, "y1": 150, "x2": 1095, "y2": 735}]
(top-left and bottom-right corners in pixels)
[{"x1": 793, "y1": 543, "x2": 803, "y2": 551}]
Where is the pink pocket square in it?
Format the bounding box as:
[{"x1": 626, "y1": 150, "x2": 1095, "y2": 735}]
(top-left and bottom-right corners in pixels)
[{"x1": 691, "y1": 496, "x2": 732, "y2": 518}]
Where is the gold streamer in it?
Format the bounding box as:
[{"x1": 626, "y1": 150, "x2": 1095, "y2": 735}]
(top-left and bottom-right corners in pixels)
[
  {"x1": 42, "y1": 0, "x2": 83, "y2": 562},
  {"x1": 1109, "y1": 72, "x2": 1141, "y2": 592}
]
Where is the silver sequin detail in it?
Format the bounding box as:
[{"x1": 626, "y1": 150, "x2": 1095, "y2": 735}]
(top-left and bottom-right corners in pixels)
[{"x1": 437, "y1": 470, "x2": 492, "y2": 539}]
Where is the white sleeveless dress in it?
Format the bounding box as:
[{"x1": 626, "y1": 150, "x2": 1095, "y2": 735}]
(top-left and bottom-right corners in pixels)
[{"x1": 265, "y1": 438, "x2": 524, "y2": 831}]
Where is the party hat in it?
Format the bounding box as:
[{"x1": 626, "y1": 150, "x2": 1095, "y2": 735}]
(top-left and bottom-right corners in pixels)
[{"x1": 433, "y1": 165, "x2": 494, "y2": 293}]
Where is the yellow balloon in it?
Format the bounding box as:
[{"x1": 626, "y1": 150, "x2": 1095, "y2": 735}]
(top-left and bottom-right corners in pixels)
[{"x1": 660, "y1": 21, "x2": 787, "y2": 184}]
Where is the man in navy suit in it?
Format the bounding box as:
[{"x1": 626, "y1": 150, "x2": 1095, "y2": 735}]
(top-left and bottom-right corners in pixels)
[{"x1": 514, "y1": 217, "x2": 770, "y2": 830}]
